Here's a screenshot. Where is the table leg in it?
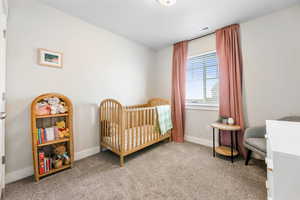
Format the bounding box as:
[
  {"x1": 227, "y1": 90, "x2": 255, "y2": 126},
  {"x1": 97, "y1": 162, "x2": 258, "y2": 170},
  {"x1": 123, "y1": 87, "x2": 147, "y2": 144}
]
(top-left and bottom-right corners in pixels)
[
  {"x1": 231, "y1": 131, "x2": 234, "y2": 163},
  {"x1": 235, "y1": 131, "x2": 238, "y2": 152},
  {"x1": 213, "y1": 128, "x2": 215, "y2": 157},
  {"x1": 218, "y1": 129, "x2": 221, "y2": 146}
]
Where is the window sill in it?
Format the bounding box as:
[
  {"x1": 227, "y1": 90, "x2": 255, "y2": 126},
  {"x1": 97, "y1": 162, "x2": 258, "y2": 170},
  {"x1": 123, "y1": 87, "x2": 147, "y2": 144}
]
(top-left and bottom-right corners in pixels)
[{"x1": 186, "y1": 104, "x2": 219, "y2": 111}]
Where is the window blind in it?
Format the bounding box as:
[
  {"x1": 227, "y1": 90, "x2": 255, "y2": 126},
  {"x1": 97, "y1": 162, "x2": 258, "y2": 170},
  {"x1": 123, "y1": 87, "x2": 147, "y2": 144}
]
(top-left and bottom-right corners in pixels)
[{"x1": 186, "y1": 51, "x2": 219, "y2": 106}]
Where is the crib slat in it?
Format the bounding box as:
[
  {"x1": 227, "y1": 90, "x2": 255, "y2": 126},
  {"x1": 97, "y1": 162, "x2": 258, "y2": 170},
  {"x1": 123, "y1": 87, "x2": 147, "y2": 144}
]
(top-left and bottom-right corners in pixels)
[
  {"x1": 109, "y1": 101, "x2": 112, "y2": 146},
  {"x1": 156, "y1": 110, "x2": 159, "y2": 140},
  {"x1": 100, "y1": 106, "x2": 104, "y2": 142},
  {"x1": 118, "y1": 104, "x2": 120, "y2": 149},
  {"x1": 141, "y1": 110, "x2": 144, "y2": 145},
  {"x1": 135, "y1": 110, "x2": 138, "y2": 147},
  {"x1": 131, "y1": 111, "x2": 134, "y2": 150},
  {"x1": 147, "y1": 110, "x2": 151, "y2": 142},
  {"x1": 139, "y1": 110, "x2": 142, "y2": 145},
  {"x1": 112, "y1": 101, "x2": 115, "y2": 148},
  {"x1": 117, "y1": 103, "x2": 120, "y2": 150},
  {"x1": 114, "y1": 102, "x2": 117, "y2": 149},
  {"x1": 148, "y1": 108, "x2": 151, "y2": 141},
  {"x1": 149, "y1": 108, "x2": 152, "y2": 141},
  {"x1": 144, "y1": 109, "x2": 147, "y2": 144},
  {"x1": 105, "y1": 102, "x2": 108, "y2": 139},
  {"x1": 109, "y1": 101, "x2": 113, "y2": 148},
  {"x1": 127, "y1": 111, "x2": 130, "y2": 152},
  {"x1": 153, "y1": 108, "x2": 156, "y2": 140},
  {"x1": 117, "y1": 103, "x2": 120, "y2": 151},
  {"x1": 110, "y1": 101, "x2": 113, "y2": 148},
  {"x1": 154, "y1": 108, "x2": 157, "y2": 140},
  {"x1": 107, "y1": 102, "x2": 109, "y2": 140},
  {"x1": 154, "y1": 109, "x2": 158, "y2": 140},
  {"x1": 108, "y1": 101, "x2": 110, "y2": 141},
  {"x1": 133, "y1": 110, "x2": 135, "y2": 147}
]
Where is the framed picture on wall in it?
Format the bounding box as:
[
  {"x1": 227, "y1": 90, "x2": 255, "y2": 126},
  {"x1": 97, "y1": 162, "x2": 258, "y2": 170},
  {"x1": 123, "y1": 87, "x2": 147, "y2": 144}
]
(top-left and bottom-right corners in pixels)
[{"x1": 38, "y1": 48, "x2": 63, "y2": 68}]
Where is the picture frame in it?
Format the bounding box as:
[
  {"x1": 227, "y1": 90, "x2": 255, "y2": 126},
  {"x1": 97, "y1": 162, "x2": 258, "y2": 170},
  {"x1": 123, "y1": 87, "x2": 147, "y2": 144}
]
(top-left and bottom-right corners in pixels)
[{"x1": 38, "y1": 48, "x2": 63, "y2": 68}]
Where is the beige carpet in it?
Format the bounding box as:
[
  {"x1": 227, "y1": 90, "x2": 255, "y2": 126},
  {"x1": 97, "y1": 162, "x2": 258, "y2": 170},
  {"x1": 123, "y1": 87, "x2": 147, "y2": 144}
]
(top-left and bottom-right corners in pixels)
[{"x1": 4, "y1": 142, "x2": 266, "y2": 200}]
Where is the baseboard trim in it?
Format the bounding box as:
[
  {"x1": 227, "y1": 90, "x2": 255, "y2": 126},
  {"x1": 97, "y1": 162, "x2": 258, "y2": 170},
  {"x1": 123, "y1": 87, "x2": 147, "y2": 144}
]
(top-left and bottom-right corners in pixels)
[
  {"x1": 184, "y1": 135, "x2": 213, "y2": 147},
  {"x1": 74, "y1": 146, "x2": 100, "y2": 161},
  {"x1": 5, "y1": 146, "x2": 100, "y2": 184},
  {"x1": 5, "y1": 167, "x2": 33, "y2": 185}
]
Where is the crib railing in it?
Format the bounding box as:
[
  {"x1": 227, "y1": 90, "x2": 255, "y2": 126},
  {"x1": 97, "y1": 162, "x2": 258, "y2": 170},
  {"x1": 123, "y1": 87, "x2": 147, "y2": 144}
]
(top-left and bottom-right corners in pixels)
[
  {"x1": 124, "y1": 107, "x2": 156, "y2": 128},
  {"x1": 100, "y1": 98, "x2": 172, "y2": 166},
  {"x1": 100, "y1": 99, "x2": 124, "y2": 152},
  {"x1": 124, "y1": 107, "x2": 160, "y2": 151}
]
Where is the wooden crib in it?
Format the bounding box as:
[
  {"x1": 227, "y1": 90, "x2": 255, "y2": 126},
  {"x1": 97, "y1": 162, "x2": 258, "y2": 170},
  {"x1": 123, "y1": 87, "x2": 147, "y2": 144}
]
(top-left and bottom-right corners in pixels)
[{"x1": 99, "y1": 98, "x2": 172, "y2": 166}]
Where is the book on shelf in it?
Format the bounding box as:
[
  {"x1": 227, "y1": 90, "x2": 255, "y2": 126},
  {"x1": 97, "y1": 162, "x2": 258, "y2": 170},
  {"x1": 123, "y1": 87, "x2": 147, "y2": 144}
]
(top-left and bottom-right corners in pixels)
[
  {"x1": 38, "y1": 151, "x2": 54, "y2": 175},
  {"x1": 45, "y1": 127, "x2": 55, "y2": 141},
  {"x1": 41, "y1": 129, "x2": 45, "y2": 143},
  {"x1": 37, "y1": 127, "x2": 61, "y2": 144},
  {"x1": 38, "y1": 151, "x2": 45, "y2": 175}
]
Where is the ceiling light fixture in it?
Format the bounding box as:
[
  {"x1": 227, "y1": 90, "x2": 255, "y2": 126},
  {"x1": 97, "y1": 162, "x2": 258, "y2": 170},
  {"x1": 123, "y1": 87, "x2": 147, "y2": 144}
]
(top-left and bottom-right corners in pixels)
[{"x1": 157, "y1": 0, "x2": 176, "y2": 7}]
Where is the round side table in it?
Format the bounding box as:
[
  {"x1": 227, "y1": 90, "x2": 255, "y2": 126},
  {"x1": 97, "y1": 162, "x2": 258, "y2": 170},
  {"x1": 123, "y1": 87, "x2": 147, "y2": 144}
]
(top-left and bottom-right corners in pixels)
[{"x1": 210, "y1": 122, "x2": 241, "y2": 163}]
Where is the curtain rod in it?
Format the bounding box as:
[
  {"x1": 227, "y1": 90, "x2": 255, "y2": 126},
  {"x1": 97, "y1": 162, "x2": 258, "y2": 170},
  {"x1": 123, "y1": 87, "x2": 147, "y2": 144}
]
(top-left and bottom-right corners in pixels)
[{"x1": 188, "y1": 31, "x2": 216, "y2": 42}]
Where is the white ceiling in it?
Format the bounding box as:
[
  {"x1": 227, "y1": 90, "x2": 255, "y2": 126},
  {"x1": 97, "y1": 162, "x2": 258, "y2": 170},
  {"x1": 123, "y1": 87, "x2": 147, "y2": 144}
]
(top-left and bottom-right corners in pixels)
[{"x1": 40, "y1": 0, "x2": 300, "y2": 49}]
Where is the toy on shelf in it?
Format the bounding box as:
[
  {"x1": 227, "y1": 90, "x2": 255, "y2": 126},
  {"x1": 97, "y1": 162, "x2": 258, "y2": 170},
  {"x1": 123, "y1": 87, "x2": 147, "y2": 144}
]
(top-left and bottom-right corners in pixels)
[
  {"x1": 35, "y1": 96, "x2": 68, "y2": 116},
  {"x1": 53, "y1": 144, "x2": 71, "y2": 168},
  {"x1": 56, "y1": 121, "x2": 70, "y2": 138},
  {"x1": 36, "y1": 101, "x2": 51, "y2": 115}
]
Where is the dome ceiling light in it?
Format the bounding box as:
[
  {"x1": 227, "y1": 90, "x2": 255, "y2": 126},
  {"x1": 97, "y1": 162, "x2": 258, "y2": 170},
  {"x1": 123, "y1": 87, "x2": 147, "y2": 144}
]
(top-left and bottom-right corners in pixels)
[{"x1": 157, "y1": 0, "x2": 176, "y2": 7}]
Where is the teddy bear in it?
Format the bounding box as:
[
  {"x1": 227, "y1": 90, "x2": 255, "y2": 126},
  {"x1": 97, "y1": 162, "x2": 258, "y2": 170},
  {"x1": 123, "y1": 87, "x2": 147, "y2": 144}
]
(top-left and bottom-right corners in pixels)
[
  {"x1": 53, "y1": 144, "x2": 70, "y2": 168},
  {"x1": 56, "y1": 121, "x2": 70, "y2": 139},
  {"x1": 45, "y1": 97, "x2": 60, "y2": 115}
]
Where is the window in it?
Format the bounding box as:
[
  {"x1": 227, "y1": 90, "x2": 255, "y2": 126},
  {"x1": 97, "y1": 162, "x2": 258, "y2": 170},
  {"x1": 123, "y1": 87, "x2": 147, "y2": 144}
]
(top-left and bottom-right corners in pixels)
[{"x1": 186, "y1": 51, "x2": 219, "y2": 107}]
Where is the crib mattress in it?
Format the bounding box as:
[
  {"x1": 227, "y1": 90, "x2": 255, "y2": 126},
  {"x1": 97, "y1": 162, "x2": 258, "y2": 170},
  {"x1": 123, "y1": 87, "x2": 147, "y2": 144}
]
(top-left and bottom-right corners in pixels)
[{"x1": 103, "y1": 125, "x2": 160, "y2": 151}]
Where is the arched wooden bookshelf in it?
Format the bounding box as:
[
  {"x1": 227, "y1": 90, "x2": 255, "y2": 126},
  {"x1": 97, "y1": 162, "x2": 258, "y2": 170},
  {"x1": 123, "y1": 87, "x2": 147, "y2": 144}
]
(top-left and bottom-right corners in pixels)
[{"x1": 31, "y1": 93, "x2": 74, "y2": 181}]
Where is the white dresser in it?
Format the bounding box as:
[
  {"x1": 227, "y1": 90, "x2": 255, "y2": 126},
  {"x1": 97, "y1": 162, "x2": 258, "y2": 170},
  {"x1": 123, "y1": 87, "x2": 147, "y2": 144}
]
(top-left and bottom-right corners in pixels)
[{"x1": 266, "y1": 119, "x2": 300, "y2": 200}]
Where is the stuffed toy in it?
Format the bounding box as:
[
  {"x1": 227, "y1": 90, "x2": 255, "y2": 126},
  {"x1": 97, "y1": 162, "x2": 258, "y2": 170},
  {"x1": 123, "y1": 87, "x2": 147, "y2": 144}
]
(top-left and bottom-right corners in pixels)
[
  {"x1": 36, "y1": 102, "x2": 51, "y2": 115},
  {"x1": 44, "y1": 97, "x2": 68, "y2": 114},
  {"x1": 53, "y1": 144, "x2": 70, "y2": 167},
  {"x1": 44, "y1": 97, "x2": 60, "y2": 115},
  {"x1": 58, "y1": 101, "x2": 68, "y2": 114},
  {"x1": 56, "y1": 121, "x2": 70, "y2": 138}
]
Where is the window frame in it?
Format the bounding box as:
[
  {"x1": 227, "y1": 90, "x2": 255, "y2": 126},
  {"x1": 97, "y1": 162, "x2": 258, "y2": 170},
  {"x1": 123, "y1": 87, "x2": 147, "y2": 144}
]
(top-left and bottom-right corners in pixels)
[{"x1": 186, "y1": 50, "x2": 219, "y2": 110}]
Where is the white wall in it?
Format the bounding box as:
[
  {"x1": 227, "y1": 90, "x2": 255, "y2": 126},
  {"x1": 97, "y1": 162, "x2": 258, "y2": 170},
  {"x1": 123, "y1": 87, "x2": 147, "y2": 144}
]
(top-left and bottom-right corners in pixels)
[
  {"x1": 153, "y1": 4, "x2": 300, "y2": 145},
  {"x1": 5, "y1": 0, "x2": 155, "y2": 182},
  {"x1": 241, "y1": 4, "x2": 300, "y2": 127}
]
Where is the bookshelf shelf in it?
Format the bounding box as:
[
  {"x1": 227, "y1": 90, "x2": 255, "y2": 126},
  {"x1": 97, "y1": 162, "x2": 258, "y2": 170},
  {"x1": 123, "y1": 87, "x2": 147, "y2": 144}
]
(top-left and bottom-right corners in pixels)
[
  {"x1": 37, "y1": 138, "x2": 70, "y2": 147},
  {"x1": 31, "y1": 93, "x2": 74, "y2": 182},
  {"x1": 36, "y1": 113, "x2": 69, "y2": 119},
  {"x1": 39, "y1": 164, "x2": 71, "y2": 178}
]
